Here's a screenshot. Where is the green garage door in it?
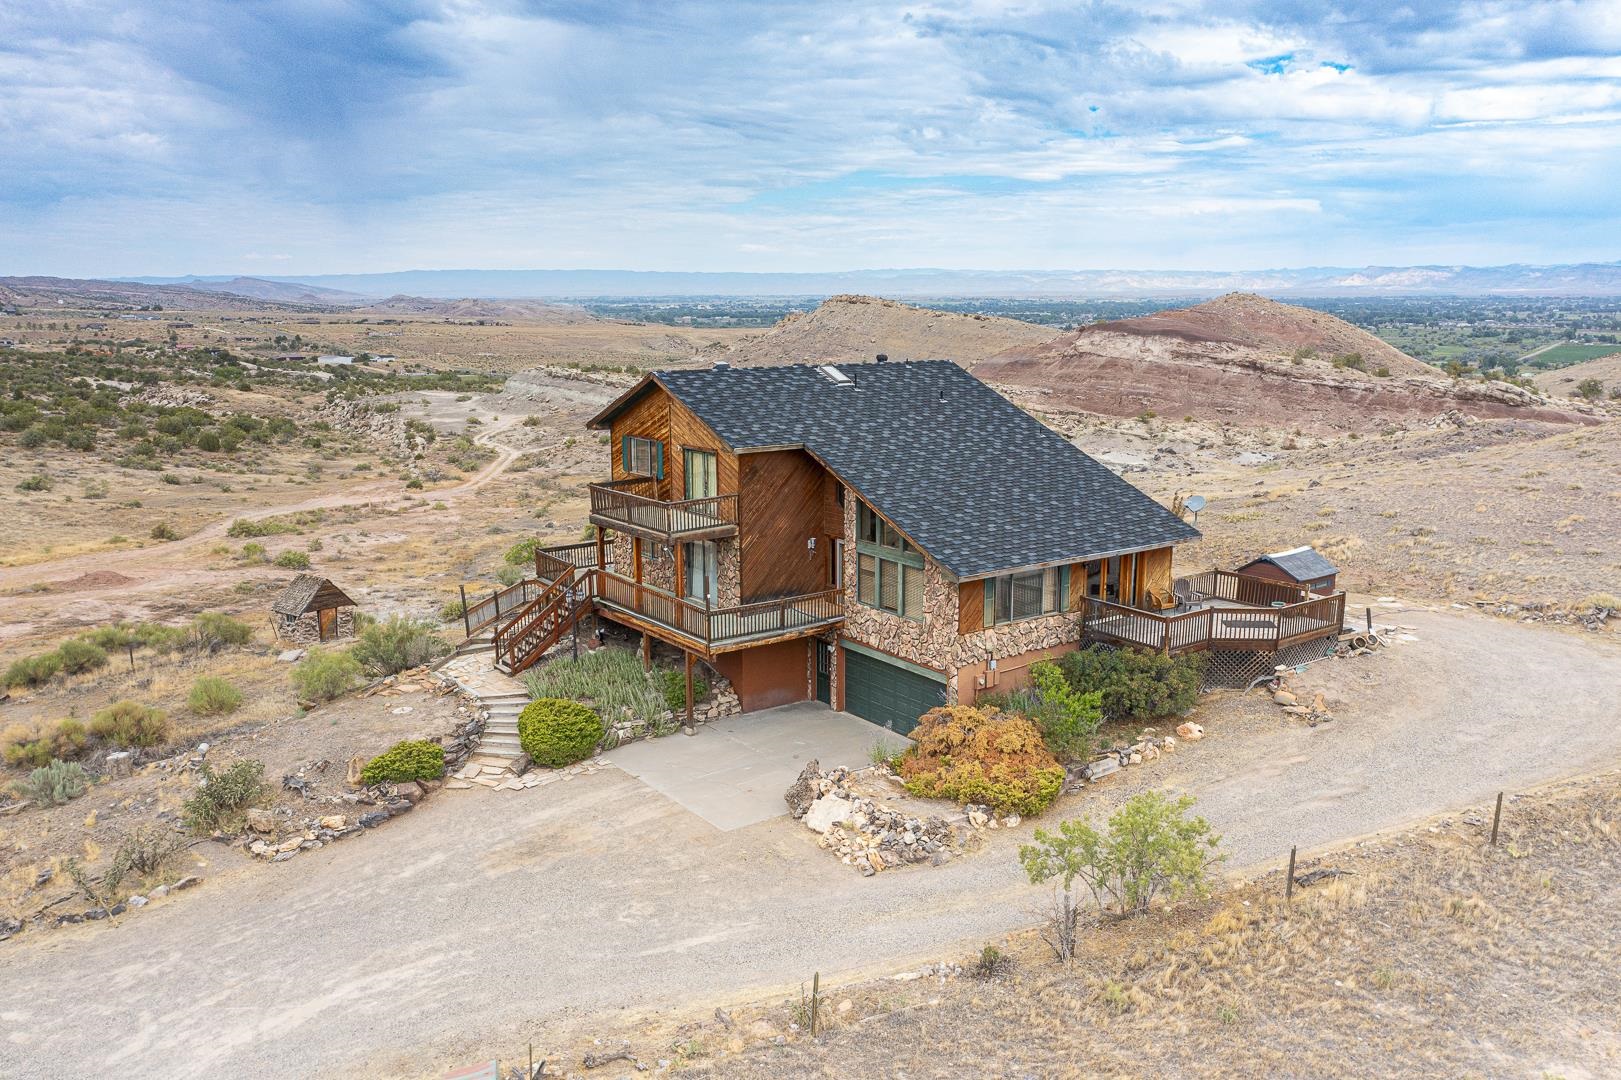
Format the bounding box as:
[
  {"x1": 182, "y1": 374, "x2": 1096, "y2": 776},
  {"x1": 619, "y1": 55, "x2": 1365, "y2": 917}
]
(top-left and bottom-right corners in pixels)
[{"x1": 842, "y1": 645, "x2": 946, "y2": 736}]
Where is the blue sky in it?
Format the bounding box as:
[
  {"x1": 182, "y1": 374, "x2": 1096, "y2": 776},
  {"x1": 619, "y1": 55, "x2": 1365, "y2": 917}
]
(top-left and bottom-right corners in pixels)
[{"x1": 3, "y1": 0, "x2": 1620, "y2": 276}]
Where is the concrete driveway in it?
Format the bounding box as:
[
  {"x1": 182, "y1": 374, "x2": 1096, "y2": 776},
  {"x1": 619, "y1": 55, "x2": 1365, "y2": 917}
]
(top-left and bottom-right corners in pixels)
[
  {"x1": 610, "y1": 702, "x2": 902, "y2": 829},
  {"x1": 6, "y1": 608, "x2": 1621, "y2": 1079}
]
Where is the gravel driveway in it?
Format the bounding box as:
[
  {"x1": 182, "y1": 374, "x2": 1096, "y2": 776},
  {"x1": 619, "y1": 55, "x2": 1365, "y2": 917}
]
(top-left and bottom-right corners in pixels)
[{"x1": 4, "y1": 607, "x2": 1619, "y2": 1079}]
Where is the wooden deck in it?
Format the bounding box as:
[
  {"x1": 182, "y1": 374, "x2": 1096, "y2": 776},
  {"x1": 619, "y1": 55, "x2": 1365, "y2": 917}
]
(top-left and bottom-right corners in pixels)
[
  {"x1": 587, "y1": 478, "x2": 738, "y2": 544},
  {"x1": 1082, "y1": 588, "x2": 1346, "y2": 656}
]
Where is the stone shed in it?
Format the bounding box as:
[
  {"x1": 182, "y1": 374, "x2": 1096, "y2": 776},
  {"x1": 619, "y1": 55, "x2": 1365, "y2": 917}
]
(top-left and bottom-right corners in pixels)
[{"x1": 270, "y1": 574, "x2": 357, "y2": 644}]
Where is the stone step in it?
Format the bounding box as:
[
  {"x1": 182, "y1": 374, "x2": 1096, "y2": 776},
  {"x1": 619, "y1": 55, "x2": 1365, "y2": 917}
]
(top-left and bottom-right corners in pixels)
[
  {"x1": 485, "y1": 723, "x2": 520, "y2": 735},
  {"x1": 478, "y1": 735, "x2": 524, "y2": 751}
]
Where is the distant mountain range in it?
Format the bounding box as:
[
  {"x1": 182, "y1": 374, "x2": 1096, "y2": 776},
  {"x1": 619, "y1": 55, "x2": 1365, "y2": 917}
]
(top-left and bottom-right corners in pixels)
[{"x1": 127, "y1": 261, "x2": 1621, "y2": 298}]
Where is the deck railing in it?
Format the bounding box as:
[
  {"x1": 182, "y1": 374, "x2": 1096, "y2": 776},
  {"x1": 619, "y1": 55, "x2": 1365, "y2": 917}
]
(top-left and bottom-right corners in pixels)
[
  {"x1": 594, "y1": 570, "x2": 841, "y2": 651},
  {"x1": 588, "y1": 479, "x2": 738, "y2": 539},
  {"x1": 1083, "y1": 591, "x2": 1346, "y2": 655},
  {"x1": 462, "y1": 577, "x2": 550, "y2": 636},
  {"x1": 491, "y1": 571, "x2": 599, "y2": 673},
  {"x1": 1176, "y1": 569, "x2": 1312, "y2": 607}
]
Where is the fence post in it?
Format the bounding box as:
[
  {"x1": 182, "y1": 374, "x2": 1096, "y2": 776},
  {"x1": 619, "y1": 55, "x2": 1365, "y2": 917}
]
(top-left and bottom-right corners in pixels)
[
  {"x1": 1490, "y1": 791, "x2": 1504, "y2": 846},
  {"x1": 810, "y1": 971, "x2": 820, "y2": 1036},
  {"x1": 460, "y1": 583, "x2": 470, "y2": 637},
  {"x1": 1285, "y1": 846, "x2": 1297, "y2": 901}
]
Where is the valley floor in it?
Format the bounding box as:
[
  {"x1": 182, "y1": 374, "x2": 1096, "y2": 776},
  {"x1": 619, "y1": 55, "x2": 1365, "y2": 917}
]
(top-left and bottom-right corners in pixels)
[{"x1": 2, "y1": 607, "x2": 1618, "y2": 1078}]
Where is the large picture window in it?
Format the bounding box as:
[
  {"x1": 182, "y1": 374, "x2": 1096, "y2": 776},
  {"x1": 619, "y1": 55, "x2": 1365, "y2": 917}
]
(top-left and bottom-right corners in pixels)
[
  {"x1": 854, "y1": 500, "x2": 924, "y2": 621},
  {"x1": 983, "y1": 566, "x2": 1072, "y2": 626}
]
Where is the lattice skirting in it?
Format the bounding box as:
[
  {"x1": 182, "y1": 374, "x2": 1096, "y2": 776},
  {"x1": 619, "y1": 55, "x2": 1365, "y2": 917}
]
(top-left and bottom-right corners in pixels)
[{"x1": 1199, "y1": 637, "x2": 1338, "y2": 691}]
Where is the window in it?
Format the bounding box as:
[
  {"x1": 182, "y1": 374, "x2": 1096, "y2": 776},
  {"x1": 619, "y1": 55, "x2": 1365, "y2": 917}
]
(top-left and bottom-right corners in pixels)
[
  {"x1": 983, "y1": 566, "x2": 1072, "y2": 626},
  {"x1": 621, "y1": 435, "x2": 663, "y2": 478},
  {"x1": 683, "y1": 448, "x2": 717, "y2": 499},
  {"x1": 853, "y1": 499, "x2": 923, "y2": 621}
]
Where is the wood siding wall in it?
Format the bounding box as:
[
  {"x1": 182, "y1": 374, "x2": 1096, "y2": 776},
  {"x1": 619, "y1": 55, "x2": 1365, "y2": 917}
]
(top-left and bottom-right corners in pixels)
[
  {"x1": 958, "y1": 580, "x2": 984, "y2": 634},
  {"x1": 1139, "y1": 546, "x2": 1174, "y2": 605},
  {"x1": 607, "y1": 386, "x2": 737, "y2": 501},
  {"x1": 738, "y1": 448, "x2": 830, "y2": 602}
]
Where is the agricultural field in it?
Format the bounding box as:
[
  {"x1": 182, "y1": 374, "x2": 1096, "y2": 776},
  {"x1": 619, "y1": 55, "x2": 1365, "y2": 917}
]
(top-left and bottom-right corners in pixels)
[{"x1": 1525, "y1": 341, "x2": 1621, "y2": 366}]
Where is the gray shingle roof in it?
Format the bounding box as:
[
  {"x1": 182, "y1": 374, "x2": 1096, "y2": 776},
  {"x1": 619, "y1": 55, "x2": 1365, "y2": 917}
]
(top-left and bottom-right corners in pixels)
[
  {"x1": 639, "y1": 361, "x2": 1200, "y2": 579},
  {"x1": 270, "y1": 574, "x2": 354, "y2": 616},
  {"x1": 1247, "y1": 546, "x2": 1338, "y2": 582}
]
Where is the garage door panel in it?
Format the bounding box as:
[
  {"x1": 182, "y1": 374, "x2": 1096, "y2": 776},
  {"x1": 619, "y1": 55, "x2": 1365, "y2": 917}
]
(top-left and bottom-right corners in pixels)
[{"x1": 843, "y1": 647, "x2": 945, "y2": 736}]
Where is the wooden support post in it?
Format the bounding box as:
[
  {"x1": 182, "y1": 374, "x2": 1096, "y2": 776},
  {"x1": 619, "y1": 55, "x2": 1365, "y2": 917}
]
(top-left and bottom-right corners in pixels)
[
  {"x1": 1285, "y1": 846, "x2": 1297, "y2": 901},
  {"x1": 1365, "y1": 606, "x2": 1373, "y2": 633},
  {"x1": 810, "y1": 971, "x2": 821, "y2": 1037},
  {"x1": 595, "y1": 524, "x2": 607, "y2": 572},
  {"x1": 674, "y1": 541, "x2": 686, "y2": 604},
  {"x1": 641, "y1": 630, "x2": 651, "y2": 671},
  {"x1": 459, "y1": 583, "x2": 471, "y2": 637},
  {"x1": 1490, "y1": 791, "x2": 1504, "y2": 846},
  {"x1": 684, "y1": 651, "x2": 694, "y2": 727}
]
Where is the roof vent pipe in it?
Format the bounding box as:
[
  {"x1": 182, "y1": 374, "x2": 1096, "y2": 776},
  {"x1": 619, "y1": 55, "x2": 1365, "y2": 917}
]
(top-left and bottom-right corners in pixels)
[{"x1": 875, "y1": 353, "x2": 887, "y2": 362}]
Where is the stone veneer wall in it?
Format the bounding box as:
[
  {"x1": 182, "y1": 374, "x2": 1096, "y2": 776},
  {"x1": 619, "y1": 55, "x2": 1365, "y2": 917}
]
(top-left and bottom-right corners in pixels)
[
  {"x1": 837, "y1": 489, "x2": 1085, "y2": 705},
  {"x1": 274, "y1": 608, "x2": 355, "y2": 645},
  {"x1": 608, "y1": 534, "x2": 737, "y2": 607}
]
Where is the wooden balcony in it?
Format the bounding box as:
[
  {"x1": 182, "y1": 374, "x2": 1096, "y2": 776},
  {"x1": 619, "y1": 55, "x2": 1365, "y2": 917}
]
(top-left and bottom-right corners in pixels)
[
  {"x1": 1082, "y1": 589, "x2": 1347, "y2": 657},
  {"x1": 588, "y1": 477, "x2": 738, "y2": 544},
  {"x1": 593, "y1": 570, "x2": 842, "y2": 656}
]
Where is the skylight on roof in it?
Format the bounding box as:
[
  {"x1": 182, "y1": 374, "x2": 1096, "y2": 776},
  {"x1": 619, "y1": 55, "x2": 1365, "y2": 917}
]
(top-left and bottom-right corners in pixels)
[{"x1": 818, "y1": 364, "x2": 852, "y2": 385}]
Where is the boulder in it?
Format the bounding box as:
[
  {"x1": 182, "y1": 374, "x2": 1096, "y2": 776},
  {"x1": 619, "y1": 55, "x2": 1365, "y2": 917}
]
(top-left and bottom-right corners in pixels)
[
  {"x1": 802, "y1": 794, "x2": 855, "y2": 835},
  {"x1": 784, "y1": 759, "x2": 821, "y2": 819},
  {"x1": 1176, "y1": 722, "x2": 1205, "y2": 741},
  {"x1": 245, "y1": 808, "x2": 277, "y2": 835},
  {"x1": 105, "y1": 751, "x2": 134, "y2": 779},
  {"x1": 318, "y1": 814, "x2": 347, "y2": 830},
  {"x1": 1273, "y1": 691, "x2": 1297, "y2": 706},
  {"x1": 345, "y1": 756, "x2": 365, "y2": 788}
]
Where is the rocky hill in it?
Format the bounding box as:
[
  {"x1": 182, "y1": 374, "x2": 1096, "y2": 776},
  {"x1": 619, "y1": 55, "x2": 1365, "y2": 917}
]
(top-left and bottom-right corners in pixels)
[
  {"x1": 0, "y1": 275, "x2": 320, "y2": 312},
  {"x1": 977, "y1": 293, "x2": 1591, "y2": 432},
  {"x1": 356, "y1": 295, "x2": 598, "y2": 323},
  {"x1": 726, "y1": 294, "x2": 1054, "y2": 366},
  {"x1": 1533, "y1": 353, "x2": 1621, "y2": 400}
]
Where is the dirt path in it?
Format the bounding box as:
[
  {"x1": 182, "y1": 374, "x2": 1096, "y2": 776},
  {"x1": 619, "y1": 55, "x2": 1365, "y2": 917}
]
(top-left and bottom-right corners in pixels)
[
  {"x1": 3, "y1": 609, "x2": 1619, "y2": 1079},
  {"x1": 0, "y1": 417, "x2": 527, "y2": 601}
]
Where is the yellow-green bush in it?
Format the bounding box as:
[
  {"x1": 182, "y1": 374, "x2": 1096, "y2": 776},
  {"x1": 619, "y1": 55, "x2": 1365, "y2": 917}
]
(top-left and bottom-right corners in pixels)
[
  {"x1": 359, "y1": 740, "x2": 446, "y2": 784},
  {"x1": 898, "y1": 705, "x2": 1065, "y2": 816},
  {"x1": 2, "y1": 717, "x2": 90, "y2": 768},
  {"x1": 89, "y1": 700, "x2": 170, "y2": 748},
  {"x1": 187, "y1": 676, "x2": 243, "y2": 716},
  {"x1": 517, "y1": 698, "x2": 604, "y2": 768}
]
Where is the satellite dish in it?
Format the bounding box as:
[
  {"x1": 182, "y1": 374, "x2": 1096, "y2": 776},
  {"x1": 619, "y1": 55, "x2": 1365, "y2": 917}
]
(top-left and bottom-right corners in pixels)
[{"x1": 1184, "y1": 494, "x2": 1206, "y2": 524}]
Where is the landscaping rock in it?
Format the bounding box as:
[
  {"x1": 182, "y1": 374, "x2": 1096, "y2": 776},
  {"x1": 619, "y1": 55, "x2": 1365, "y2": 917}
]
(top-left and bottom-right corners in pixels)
[
  {"x1": 172, "y1": 876, "x2": 202, "y2": 891},
  {"x1": 802, "y1": 794, "x2": 855, "y2": 834},
  {"x1": 277, "y1": 649, "x2": 306, "y2": 662},
  {"x1": 1176, "y1": 722, "x2": 1205, "y2": 741},
  {"x1": 245, "y1": 808, "x2": 277, "y2": 835},
  {"x1": 147, "y1": 885, "x2": 170, "y2": 900},
  {"x1": 358, "y1": 811, "x2": 390, "y2": 829},
  {"x1": 784, "y1": 759, "x2": 820, "y2": 819},
  {"x1": 105, "y1": 751, "x2": 134, "y2": 779},
  {"x1": 319, "y1": 814, "x2": 347, "y2": 830}
]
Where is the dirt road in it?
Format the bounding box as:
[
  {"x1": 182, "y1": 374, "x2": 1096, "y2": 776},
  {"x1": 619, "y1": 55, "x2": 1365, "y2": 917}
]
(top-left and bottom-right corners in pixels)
[{"x1": 3, "y1": 608, "x2": 1619, "y2": 1079}]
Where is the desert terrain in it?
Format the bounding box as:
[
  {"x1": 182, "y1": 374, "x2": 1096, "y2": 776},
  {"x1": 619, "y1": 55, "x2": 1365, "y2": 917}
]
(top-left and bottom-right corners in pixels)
[{"x1": 1, "y1": 283, "x2": 1618, "y2": 1077}]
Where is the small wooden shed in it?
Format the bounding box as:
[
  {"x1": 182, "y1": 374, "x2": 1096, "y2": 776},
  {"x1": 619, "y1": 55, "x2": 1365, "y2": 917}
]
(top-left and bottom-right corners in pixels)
[
  {"x1": 1235, "y1": 546, "x2": 1338, "y2": 595},
  {"x1": 270, "y1": 574, "x2": 357, "y2": 644}
]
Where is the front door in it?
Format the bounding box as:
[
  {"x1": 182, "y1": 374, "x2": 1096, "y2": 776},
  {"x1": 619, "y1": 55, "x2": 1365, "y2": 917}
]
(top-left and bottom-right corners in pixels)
[
  {"x1": 317, "y1": 607, "x2": 336, "y2": 641},
  {"x1": 682, "y1": 541, "x2": 719, "y2": 607},
  {"x1": 815, "y1": 641, "x2": 833, "y2": 704}
]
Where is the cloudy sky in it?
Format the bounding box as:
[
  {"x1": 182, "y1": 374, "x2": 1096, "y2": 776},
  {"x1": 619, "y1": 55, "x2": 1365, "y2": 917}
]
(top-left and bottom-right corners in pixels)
[{"x1": 3, "y1": 0, "x2": 1620, "y2": 276}]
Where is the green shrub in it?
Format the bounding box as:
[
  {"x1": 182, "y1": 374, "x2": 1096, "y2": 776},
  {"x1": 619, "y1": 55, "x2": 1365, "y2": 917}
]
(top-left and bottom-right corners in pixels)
[
  {"x1": 150, "y1": 522, "x2": 180, "y2": 541},
  {"x1": 404, "y1": 477, "x2": 424, "y2": 490},
  {"x1": 359, "y1": 739, "x2": 446, "y2": 784},
  {"x1": 181, "y1": 759, "x2": 267, "y2": 834},
  {"x1": 16, "y1": 474, "x2": 51, "y2": 492},
  {"x1": 898, "y1": 705, "x2": 1065, "y2": 816},
  {"x1": 523, "y1": 649, "x2": 665, "y2": 731},
  {"x1": 240, "y1": 541, "x2": 267, "y2": 561},
  {"x1": 89, "y1": 700, "x2": 170, "y2": 748},
  {"x1": 517, "y1": 698, "x2": 604, "y2": 768},
  {"x1": 351, "y1": 616, "x2": 450, "y2": 676},
  {"x1": 4, "y1": 651, "x2": 61, "y2": 688},
  {"x1": 1027, "y1": 661, "x2": 1103, "y2": 759},
  {"x1": 1056, "y1": 646, "x2": 1204, "y2": 723},
  {"x1": 438, "y1": 598, "x2": 466, "y2": 623},
  {"x1": 291, "y1": 647, "x2": 361, "y2": 701},
  {"x1": 187, "y1": 676, "x2": 243, "y2": 716},
  {"x1": 2, "y1": 718, "x2": 89, "y2": 768},
  {"x1": 273, "y1": 549, "x2": 311, "y2": 570},
  {"x1": 21, "y1": 760, "x2": 89, "y2": 806},
  {"x1": 188, "y1": 611, "x2": 253, "y2": 650},
  {"x1": 503, "y1": 537, "x2": 540, "y2": 566},
  {"x1": 654, "y1": 667, "x2": 708, "y2": 712},
  {"x1": 55, "y1": 638, "x2": 109, "y2": 676}
]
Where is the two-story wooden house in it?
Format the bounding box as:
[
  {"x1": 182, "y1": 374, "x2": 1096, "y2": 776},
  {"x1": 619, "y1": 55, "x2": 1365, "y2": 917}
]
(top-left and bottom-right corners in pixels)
[{"x1": 482, "y1": 359, "x2": 1345, "y2": 735}]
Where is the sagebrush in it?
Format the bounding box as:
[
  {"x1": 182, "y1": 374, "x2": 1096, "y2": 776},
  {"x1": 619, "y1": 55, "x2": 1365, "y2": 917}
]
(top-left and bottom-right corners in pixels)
[
  {"x1": 182, "y1": 759, "x2": 267, "y2": 833},
  {"x1": 351, "y1": 616, "x2": 450, "y2": 676}
]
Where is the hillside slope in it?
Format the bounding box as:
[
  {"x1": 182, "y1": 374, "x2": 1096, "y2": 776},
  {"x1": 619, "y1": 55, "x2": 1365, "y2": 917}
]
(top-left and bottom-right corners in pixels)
[
  {"x1": 726, "y1": 294, "x2": 1055, "y2": 366},
  {"x1": 1532, "y1": 352, "x2": 1621, "y2": 399},
  {"x1": 979, "y1": 293, "x2": 1590, "y2": 432},
  {"x1": 0, "y1": 275, "x2": 313, "y2": 312}
]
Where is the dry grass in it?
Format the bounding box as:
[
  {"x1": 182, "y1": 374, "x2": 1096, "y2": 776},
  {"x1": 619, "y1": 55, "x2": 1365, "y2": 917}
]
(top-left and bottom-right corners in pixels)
[{"x1": 488, "y1": 771, "x2": 1621, "y2": 1079}]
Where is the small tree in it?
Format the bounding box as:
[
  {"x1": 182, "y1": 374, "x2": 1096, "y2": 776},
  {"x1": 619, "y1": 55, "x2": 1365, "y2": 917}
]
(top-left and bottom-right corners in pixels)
[
  {"x1": 1028, "y1": 660, "x2": 1103, "y2": 759},
  {"x1": 1575, "y1": 378, "x2": 1604, "y2": 401},
  {"x1": 1020, "y1": 792, "x2": 1223, "y2": 959}
]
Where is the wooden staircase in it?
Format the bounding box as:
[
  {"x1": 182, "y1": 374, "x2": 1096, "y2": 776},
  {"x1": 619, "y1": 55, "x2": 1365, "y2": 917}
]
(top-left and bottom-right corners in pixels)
[{"x1": 490, "y1": 569, "x2": 598, "y2": 676}]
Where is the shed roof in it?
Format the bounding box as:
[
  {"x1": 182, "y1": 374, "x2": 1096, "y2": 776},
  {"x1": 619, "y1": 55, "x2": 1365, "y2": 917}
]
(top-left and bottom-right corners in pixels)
[
  {"x1": 270, "y1": 574, "x2": 355, "y2": 616},
  {"x1": 1240, "y1": 546, "x2": 1338, "y2": 582},
  {"x1": 591, "y1": 360, "x2": 1200, "y2": 579}
]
